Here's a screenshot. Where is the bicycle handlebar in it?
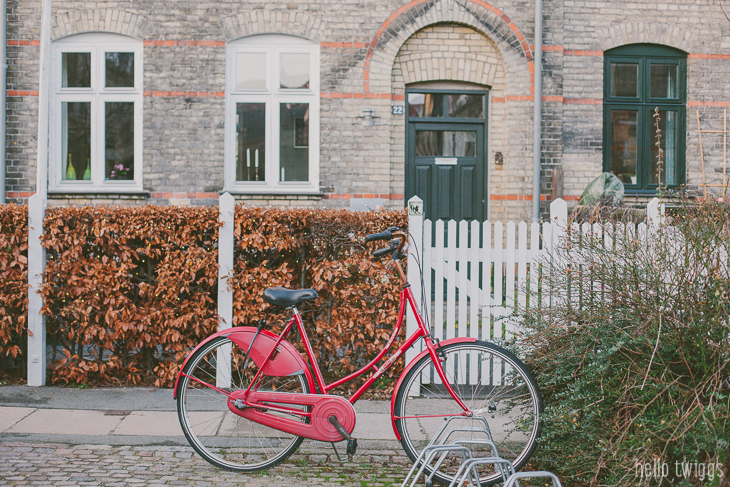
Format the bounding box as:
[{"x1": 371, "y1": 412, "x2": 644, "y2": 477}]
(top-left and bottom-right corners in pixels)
[
  {"x1": 372, "y1": 239, "x2": 400, "y2": 258},
  {"x1": 364, "y1": 226, "x2": 408, "y2": 261},
  {"x1": 363, "y1": 228, "x2": 395, "y2": 243}
]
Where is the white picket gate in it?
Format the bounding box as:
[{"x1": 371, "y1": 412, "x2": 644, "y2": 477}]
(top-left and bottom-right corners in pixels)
[{"x1": 404, "y1": 196, "x2": 663, "y2": 383}]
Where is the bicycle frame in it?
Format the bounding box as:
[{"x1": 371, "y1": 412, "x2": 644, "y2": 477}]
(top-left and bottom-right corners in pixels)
[{"x1": 242, "y1": 259, "x2": 470, "y2": 413}]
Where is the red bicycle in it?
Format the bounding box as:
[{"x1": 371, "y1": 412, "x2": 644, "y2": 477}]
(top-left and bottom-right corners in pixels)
[{"x1": 173, "y1": 227, "x2": 542, "y2": 485}]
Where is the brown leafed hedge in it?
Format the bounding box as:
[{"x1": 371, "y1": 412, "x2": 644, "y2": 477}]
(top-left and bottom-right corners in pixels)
[
  {"x1": 41, "y1": 205, "x2": 221, "y2": 386},
  {"x1": 231, "y1": 206, "x2": 407, "y2": 394},
  {"x1": 8, "y1": 204, "x2": 407, "y2": 390},
  {"x1": 0, "y1": 204, "x2": 29, "y2": 380}
]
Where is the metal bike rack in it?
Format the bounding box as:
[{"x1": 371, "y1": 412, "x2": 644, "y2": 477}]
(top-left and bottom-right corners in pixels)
[
  {"x1": 503, "y1": 471, "x2": 563, "y2": 487},
  {"x1": 400, "y1": 415, "x2": 563, "y2": 487},
  {"x1": 401, "y1": 444, "x2": 477, "y2": 487},
  {"x1": 449, "y1": 456, "x2": 517, "y2": 487}
]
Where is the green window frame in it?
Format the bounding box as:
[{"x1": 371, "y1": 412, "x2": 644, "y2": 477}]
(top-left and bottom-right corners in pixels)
[{"x1": 603, "y1": 44, "x2": 687, "y2": 192}]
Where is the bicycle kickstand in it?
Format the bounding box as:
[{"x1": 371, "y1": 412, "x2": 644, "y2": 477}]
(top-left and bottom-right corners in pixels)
[{"x1": 328, "y1": 416, "x2": 358, "y2": 461}]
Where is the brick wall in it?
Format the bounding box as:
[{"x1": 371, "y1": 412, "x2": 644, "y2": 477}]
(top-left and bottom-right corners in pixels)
[{"x1": 4, "y1": 0, "x2": 730, "y2": 216}]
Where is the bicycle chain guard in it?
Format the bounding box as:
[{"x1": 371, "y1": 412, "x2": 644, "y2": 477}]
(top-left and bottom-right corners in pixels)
[{"x1": 229, "y1": 391, "x2": 357, "y2": 443}]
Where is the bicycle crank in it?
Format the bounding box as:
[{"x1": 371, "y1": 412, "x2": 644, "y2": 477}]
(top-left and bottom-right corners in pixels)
[{"x1": 228, "y1": 390, "x2": 357, "y2": 443}]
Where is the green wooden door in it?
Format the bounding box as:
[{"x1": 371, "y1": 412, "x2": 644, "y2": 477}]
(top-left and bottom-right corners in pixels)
[{"x1": 405, "y1": 91, "x2": 488, "y2": 221}]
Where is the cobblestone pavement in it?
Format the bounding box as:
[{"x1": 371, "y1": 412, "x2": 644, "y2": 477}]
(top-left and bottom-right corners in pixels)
[{"x1": 0, "y1": 441, "x2": 411, "y2": 487}]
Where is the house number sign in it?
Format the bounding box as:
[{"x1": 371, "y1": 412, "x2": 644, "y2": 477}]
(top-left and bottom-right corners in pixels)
[{"x1": 392, "y1": 105, "x2": 404, "y2": 115}]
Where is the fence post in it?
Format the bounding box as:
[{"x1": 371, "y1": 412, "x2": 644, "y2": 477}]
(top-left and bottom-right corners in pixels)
[
  {"x1": 27, "y1": 193, "x2": 46, "y2": 386},
  {"x1": 548, "y1": 198, "x2": 568, "y2": 308},
  {"x1": 647, "y1": 197, "x2": 661, "y2": 230},
  {"x1": 217, "y1": 192, "x2": 235, "y2": 388},
  {"x1": 406, "y1": 196, "x2": 424, "y2": 369},
  {"x1": 549, "y1": 198, "x2": 568, "y2": 250}
]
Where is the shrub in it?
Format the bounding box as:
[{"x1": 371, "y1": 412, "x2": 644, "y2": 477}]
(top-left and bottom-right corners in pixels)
[
  {"x1": 520, "y1": 197, "x2": 730, "y2": 486},
  {"x1": 0, "y1": 204, "x2": 29, "y2": 380},
  {"x1": 42, "y1": 205, "x2": 220, "y2": 386},
  {"x1": 34, "y1": 204, "x2": 406, "y2": 391}
]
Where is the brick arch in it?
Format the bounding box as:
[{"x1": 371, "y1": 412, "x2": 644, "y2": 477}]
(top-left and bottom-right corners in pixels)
[
  {"x1": 219, "y1": 11, "x2": 328, "y2": 42},
  {"x1": 52, "y1": 9, "x2": 150, "y2": 40},
  {"x1": 365, "y1": 0, "x2": 532, "y2": 93},
  {"x1": 596, "y1": 23, "x2": 693, "y2": 53},
  {"x1": 394, "y1": 26, "x2": 506, "y2": 87}
]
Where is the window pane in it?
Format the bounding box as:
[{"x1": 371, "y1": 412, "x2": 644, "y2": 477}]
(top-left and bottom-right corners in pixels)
[
  {"x1": 651, "y1": 64, "x2": 678, "y2": 99},
  {"x1": 408, "y1": 93, "x2": 444, "y2": 117},
  {"x1": 280, "y1": 53, "x2": 310, "y2": 89},
  {"x1": 236, "y1": 53, "x2": 267, "y2": 90},
  {"x1": 611, "y1": 63, "x2": 639, "y2": 98},
  {"x1": 62, "y1": 102, "x2": 91, "y2": 180},
  {"x1": 449, "y1": 94, "x2": 484, "y2": 118},
  {"x1": 279, "y1": 103, "x2": 309, "y2": 182},
  {"x1": 62, "y1": 53, "x2": 91, "y2": 88},
  {"x1": 105, "y1": 102, "x2": 135, "y2": 180},
  {"x1": 650, "y1": 110, "x2": 678, "y2": 186},
  {"x1": 236, "y1": 103, "x2": 266, "y2": 182},
  {"x1": 415, "y1": 131, "x2": 476, "y2": 157},
  {"x1": 105, "y1": 52, "x2": 135, "y2": 88},
  {"x1": 609, "y1": 110, "x2": 638, "y2": 185}
]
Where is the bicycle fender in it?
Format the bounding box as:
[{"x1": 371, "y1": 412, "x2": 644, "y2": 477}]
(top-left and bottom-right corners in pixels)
[
  {"x1": 173, "y1": 326, "x2": 315, "y2": 399},
  {"x1": 389, "y1": 337, "x2": 477, "y2": 441}
]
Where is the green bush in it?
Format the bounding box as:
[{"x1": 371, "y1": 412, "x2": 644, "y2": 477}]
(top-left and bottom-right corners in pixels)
[{"x1": 520, "y1": 197, "x2": 730, "y2": 486}]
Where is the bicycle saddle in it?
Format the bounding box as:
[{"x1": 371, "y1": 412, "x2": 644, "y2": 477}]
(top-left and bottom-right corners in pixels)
[{"x1": 263, "y1": 287, "x2": 318, "y2": 307}]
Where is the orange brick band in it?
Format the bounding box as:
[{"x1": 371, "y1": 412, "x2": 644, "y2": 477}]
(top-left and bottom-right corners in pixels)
[
  {"x1": 9, "y1": 39, "x2": 730, "y2": 62},
  {"x1": 563, "y1": 50, "x2": 603, "y2": 56},
  {"x1": 490, "y1": 194, "x2": 549, "y2": 201},
  {"x1": 5, "y1": 191, "x2": 36, "y2": 198},
  {"x1": 6, "y1": 40, "x2": 40, "y2": 46},
  {"x1": 323, "y1": 193, "x2": 404, "y2": 200},
  {"x1": 563, "y1": 98, "x2": 603, "y2": 105},
  {"x1": 6, "y1": 90, "x2": 39, "y2": 96},
  {"x1": 689, "y1": 53, "x2": 730, "y2": 60},
  {"x1": 688, "y1": 101, "x2": 730, "y2": 107}
]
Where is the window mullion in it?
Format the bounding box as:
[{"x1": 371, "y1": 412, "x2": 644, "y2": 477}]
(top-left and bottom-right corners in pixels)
[
  {"x1": 271, "y1": 96, "x2": 279, "y2": 187},
  {"x1": 93, "y1": 94, "x2": 101, "y2": 186}
]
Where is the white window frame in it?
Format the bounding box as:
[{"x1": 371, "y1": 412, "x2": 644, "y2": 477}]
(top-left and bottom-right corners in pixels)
[
  {"x1": 50, "y1": 33, "x2": 143, "y2": 193},
  {"x1": 224, "y1": 35, "x2": 320, "y2": 194}
]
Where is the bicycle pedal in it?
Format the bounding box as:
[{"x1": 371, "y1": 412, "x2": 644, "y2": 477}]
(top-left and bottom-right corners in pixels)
[{"x1": 346, "y1": 438, "x2": 358, "y2": 456}]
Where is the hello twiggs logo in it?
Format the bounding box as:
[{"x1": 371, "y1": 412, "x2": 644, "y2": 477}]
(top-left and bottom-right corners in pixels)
[{"x1": 635, "y1": 458, "x2": 724, "y2": 483}]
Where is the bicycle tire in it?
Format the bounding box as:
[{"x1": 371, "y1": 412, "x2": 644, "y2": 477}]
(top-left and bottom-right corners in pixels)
[
  {"x1": 393, "y1": 340, "x2": 542, "y2": 486},
  {"x1": 177, "y1": 336, "x2": 309, "y2": 472}
]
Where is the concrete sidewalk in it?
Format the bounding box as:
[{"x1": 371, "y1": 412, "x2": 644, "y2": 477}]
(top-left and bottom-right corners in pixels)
[
  {"x1": 0, "y1": 386, "x2": 412, "y2": 487},
  {"x1": 0, "y1": 386, "x2": 400, "y2": 448}
]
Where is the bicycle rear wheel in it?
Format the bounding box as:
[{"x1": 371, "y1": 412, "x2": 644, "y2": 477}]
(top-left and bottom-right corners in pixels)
[
  {"x1": 176, "y1": 336, "x2": 309, "y2": 472},
  {"x1": 393, "y1": 340, "x2": 541, "y2": 486}
]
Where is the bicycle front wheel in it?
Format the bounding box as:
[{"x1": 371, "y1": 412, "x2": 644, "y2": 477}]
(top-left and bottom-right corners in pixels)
[
  {"x1": 177, "y1": 336, "x2": 309, "y2": 472},
  {"x1": 393, "y1": 340, "x2": 541, "y2": 486}
]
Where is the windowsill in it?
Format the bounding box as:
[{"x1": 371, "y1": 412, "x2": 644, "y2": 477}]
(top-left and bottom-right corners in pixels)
[
  {"x1": 225, "y1": 191, "x2": 324, "y2": 198},
  {"x1": 48, "y1": 191, "x2": 149, "y2": 199},
  {"x1": 624, "y1": 189, "x2": 682, "y2": 197}
]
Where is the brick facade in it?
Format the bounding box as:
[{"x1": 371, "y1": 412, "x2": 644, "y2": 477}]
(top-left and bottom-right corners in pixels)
[{"x1": 4, "y1": 1, "x2": 730, "y2": 220}]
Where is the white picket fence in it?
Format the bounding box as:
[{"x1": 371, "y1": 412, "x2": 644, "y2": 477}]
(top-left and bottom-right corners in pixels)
[{"x1": 404, "y1": 196, "x2": 664, "y2": 370}]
